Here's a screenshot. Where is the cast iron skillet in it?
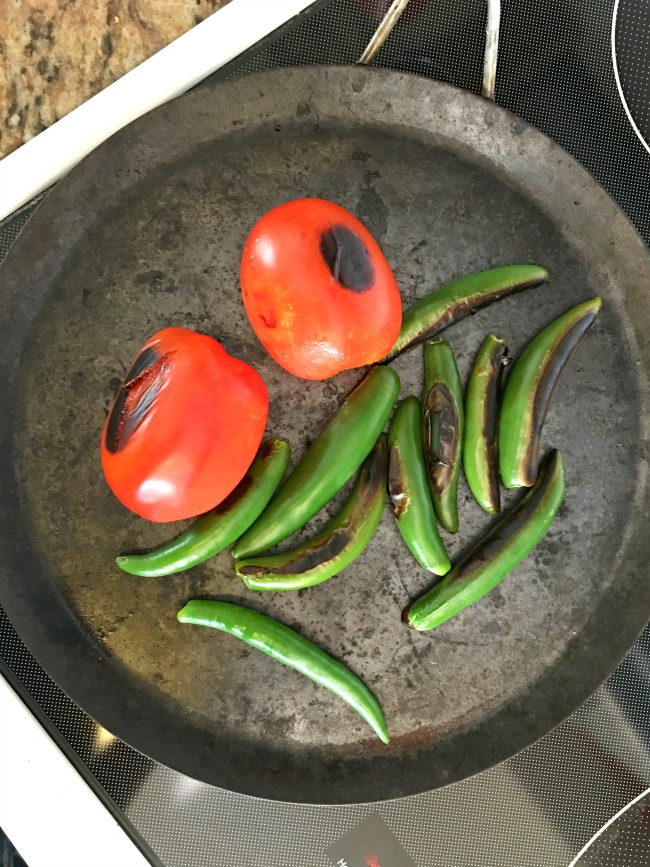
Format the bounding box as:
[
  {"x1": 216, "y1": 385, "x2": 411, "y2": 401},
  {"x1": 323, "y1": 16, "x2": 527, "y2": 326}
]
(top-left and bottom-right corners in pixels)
[{"x1": 0, "y1": 66, "x2": 648, "y2": 804}]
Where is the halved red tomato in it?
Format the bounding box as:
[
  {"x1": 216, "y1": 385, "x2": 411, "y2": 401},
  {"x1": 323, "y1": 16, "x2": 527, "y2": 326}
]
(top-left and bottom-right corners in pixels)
[
  {"x1": 101, "y1": 327, "x2": 268, "y2": 522},
  {"x1": 240, "y1": 198, "x2": 402, "y2": 380}
]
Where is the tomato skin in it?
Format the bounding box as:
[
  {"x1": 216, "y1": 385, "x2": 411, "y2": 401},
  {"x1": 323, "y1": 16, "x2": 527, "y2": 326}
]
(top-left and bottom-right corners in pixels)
[
  {"x1": 240, "y1": 199, "x2": 402, "y2": 380},
  {"x1": 101, "y1": 328, "x2": 268, "y2": 522}
]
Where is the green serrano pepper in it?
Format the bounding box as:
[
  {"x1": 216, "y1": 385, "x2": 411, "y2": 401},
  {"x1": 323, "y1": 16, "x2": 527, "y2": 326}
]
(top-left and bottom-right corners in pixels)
[
  {"x1": 499, "y1": 298, "x2": 601, "y2": 488},
  {"x1": 237, "y1": 435, "x2": 387, "y2": 591},
  {"x1": 177, "y1": 599, "x2": 389, "y2": 743},
  {"x1": 384, "y1": 264, "x2": 548, "y2": 362},
  {"x1": 405, "y1": 449, "x2": 565, "y2": 631},
  {"x1": 116, "y1": 439, "x2": 291, "y2": 577},
  {"x1": 422, "y1": 339, "x2": 463, "y2": 533},
  {"x1": 388, "y1": 397, "x2": 451, "y2": 575},
  {"x1": 232, "y1": 366, "x2": 400, "y2": 560},
  {"x1": 463, "y1": 335, "x2": 508, "y2": 514}
]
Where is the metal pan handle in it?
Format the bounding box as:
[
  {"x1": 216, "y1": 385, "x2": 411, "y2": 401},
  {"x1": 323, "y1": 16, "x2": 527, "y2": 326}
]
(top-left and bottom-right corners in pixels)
[{"x1": 357, "y1": 0, "x2": 501, "y2": 102}]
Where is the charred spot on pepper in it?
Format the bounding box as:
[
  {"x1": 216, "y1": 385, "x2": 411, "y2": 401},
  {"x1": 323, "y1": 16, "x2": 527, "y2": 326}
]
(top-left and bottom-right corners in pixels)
[
  {"x1": 481, "y1": 345, "x2": 507, "y2": 510},
  {"x1": 423, "y1": 383, "x2": 458, "y2": 465},
  {"x1": 258, "y1": 440, "x2": 280, "y2": 461},
  {"x1": 212, "y1": 474, "x2": 254, "y2": 515},
  {"x1": 388, "y1": 445, "x2": 409, "y2": 518},
  {"x1": 360, "y1": 435, "x2": 389, "y2": 504},
  {"x1": 104, "y1": 350, "x2": 169, "y2": 453},
  {"x1": 423, "y1": 384, "x2": 459, "y2": 494},
  {"x1": 319, "y1": 224, "x2": 374, "y2": 292},
  {"x1": 452, "y1": 452, "x2": 560, "y2": 584},
  {"x1": 481, "y1": 372, "x2": 499, "y2": 448},
  {"x1": 404, "y1": 277, "x2": 549, "y2": 349},
  {"x1": 523, "y1": 311, "x2": 597, "y2": 483},
  {"x1": 240, "y1": 531, "x2": 350, "y2": 576}
]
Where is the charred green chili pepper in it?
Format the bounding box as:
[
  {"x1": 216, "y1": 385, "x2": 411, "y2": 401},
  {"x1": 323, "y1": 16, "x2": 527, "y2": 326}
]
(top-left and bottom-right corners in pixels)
[
  {"x1": 384, "y1": 264, "x2": 548, "y2": 362},
  {"x1": 499, "y1": 298, "x2": 601, "y2": 488},
  {"x1": 388, "y1": 397, "x2": 451, "y2": 575},
  {"x1": 232, "y1": 366, "x2": 400, "y2": 560},
  {"x1": 422, "y1": 339, "x2": 463, "y2": 533},
  {"x1": 237, "y1": 436, "x2": 387, "y2": 591},
  {"x1": 177, "y1": 599, "x2": 389, "y2": 743},
  {"x1": 116, "y1": 439, "x2": 291, "y2": 577},
  {"x1": 406, "y1": 449, "x2": 565, "y2": 631},
  {"x1": 463, "y1": 335, "x2": 508, "y2": 514}
]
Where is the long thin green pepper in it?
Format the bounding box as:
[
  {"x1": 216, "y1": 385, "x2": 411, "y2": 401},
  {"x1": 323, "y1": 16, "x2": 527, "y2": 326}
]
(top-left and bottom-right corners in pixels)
[{"x1": 177, "y1": 600, "x2": 389, "y2": 743}]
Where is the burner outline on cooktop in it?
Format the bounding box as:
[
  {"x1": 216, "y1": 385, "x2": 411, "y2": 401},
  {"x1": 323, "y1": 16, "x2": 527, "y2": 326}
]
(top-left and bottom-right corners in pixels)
[{"x1": 612, "y1": 0, "x2": 650, "y2": 155}]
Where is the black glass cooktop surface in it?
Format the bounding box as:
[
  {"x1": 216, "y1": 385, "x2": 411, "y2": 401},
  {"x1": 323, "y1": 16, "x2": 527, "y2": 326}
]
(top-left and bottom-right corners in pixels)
[{"x1": 1, "y1": 1, "x2": 649, "y2": 864}]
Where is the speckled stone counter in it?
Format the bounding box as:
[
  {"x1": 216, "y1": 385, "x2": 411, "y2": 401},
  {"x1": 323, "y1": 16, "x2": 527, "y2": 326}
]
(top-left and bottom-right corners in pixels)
[{"x1": 0, "y1": 0, "x2": 232, "y2": 160}]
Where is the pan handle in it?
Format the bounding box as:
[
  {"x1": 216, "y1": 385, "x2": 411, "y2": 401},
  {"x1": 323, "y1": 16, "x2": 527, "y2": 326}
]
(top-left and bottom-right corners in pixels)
[
  {"x1": 482, "y1": 0, "x2": 501, "y2": 101},
  {"x1": 357, "y1": 0, "x2": 501, "y2": 103},
  {"x1": 357, "y1": 0, "x2": 412, "y2": 65}
]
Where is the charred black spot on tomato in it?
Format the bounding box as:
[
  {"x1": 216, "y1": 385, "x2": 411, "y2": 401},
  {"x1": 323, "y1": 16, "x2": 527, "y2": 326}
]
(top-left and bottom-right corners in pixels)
[
  {"x1": 388, "y1": 445, "x2": 409, "y2": 518},
  {"x1": 118, "y1": 363, "x2": 168, "y2": 451},
  {"x1": 105, "y1": 388, "x2": 129, "y2": 454},
  {"x1": 124, "y1": 346, "x2": 159, "y2": 384},
  {"x1": 319, "y1": 224, "x2": 374, "y2": 292},
  {"x1": 104, "y1": 352, "x2": 169, "y2": 454}
]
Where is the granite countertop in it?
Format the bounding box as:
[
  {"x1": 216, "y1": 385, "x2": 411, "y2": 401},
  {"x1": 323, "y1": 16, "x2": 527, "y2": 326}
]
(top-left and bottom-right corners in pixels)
[{"x1": 0, "y1": 0, "x2": 232, "y2": 161}]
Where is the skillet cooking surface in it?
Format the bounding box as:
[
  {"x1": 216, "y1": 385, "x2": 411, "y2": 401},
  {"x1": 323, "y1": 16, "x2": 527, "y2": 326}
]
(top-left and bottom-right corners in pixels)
[{"x1": 0, "y1": 66, "x2": 648, "y2": 803}]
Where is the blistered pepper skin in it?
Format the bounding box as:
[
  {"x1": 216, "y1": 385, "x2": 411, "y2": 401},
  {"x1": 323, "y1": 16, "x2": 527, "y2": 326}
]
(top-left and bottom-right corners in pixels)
[
  {"x1": 405, "y1": 449, "x2": 566, "y2": 631},
  {"x1": 237, "y1": 436, "x2": 387, "y2": 591},
  {"x1": 388, "y1": 397, "x2": 451, "y2": 576},
  {"x1": 464, "y1": 335, "x2": 508, "y2": 514},
  {"x1": 384, "y1": 265, "x2": 548, "y2": 362},
  {"x1": 232, "y1": 366, "x2": 400, "y2": 559},
  {"x1": 499, "y1": 298, "x2": 601, "y2": 488},
  {"x1": 421, "y1": 339, "x2": 463, "y2": 533}
]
